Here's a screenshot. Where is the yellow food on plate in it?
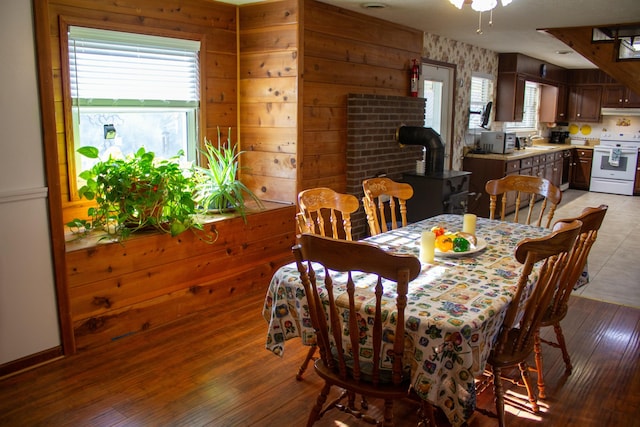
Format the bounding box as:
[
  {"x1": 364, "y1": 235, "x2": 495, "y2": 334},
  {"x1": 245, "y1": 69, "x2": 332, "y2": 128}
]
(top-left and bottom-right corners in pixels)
[
  {"x1": 433, "y1": 229, "x2": 476, "y2": 253},
  {"x1": 435, "y1": 234, "x2": 454, "y2": 252}
]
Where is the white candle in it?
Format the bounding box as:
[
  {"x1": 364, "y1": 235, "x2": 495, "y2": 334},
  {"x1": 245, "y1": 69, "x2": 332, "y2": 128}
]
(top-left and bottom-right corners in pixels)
[
  {"x1": 420, "y1": 231, "x2": 435, "y2": 263},
  {"x1": 463, "y1": 213, "x2": 477, "y2": 235}
]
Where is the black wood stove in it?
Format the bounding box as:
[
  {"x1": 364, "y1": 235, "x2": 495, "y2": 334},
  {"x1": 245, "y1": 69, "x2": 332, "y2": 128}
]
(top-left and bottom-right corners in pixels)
[{"x1": 396, "y1": 126, "x2": 472, "y2": 223}]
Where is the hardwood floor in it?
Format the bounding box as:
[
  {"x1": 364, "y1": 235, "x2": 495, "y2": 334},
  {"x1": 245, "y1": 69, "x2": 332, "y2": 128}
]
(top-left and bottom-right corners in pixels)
[{"x1": 1, "y1": 288, "x2": 638, "y2": 427}]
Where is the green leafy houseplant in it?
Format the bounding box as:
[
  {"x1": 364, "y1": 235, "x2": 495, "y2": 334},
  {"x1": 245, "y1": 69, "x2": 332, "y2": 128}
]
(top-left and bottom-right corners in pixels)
[
  {"x1": 67, "y1": 146, "x2": 213, "y2": 242},
  {"x1": 193, "y1": 128, "x2": 264, "y2": 221}
]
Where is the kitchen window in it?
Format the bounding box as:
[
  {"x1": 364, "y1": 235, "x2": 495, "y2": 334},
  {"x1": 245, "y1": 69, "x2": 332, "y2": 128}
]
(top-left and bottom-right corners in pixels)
[
  {"x1": 66, "y1": 26, "x2": 201, "y2": 196},
  {"x1": 505, "y1": 81, "x2": 540, "y2": 131},
  {"x1": 469, "y1": 74, "x2": 493, "y2": 129}
]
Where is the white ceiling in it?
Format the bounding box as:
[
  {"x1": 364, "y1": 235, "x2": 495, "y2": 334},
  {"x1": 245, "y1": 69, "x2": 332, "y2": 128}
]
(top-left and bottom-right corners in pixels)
[{"x1": 315, "y1": 0, "x2": 640, "y2": 69}]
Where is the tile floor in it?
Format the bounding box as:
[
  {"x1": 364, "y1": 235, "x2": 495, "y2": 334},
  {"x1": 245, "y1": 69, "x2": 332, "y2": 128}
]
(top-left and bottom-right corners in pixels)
[{"x1": 537, "y1": 189, "x2": 640, "y2": 308}]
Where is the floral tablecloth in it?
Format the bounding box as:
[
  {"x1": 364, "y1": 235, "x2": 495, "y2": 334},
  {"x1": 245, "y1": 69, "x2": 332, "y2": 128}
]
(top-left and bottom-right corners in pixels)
[{"x1": 263, "y1": 214, "x2": 548, "y2": 426}]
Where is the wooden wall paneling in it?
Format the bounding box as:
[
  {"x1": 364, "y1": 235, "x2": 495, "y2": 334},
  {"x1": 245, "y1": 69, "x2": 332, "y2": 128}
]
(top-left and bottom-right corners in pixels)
[
  {"x1": 303, "y1": 130, "x2": 346, "y2": 155},
  {"x1": 301, "y1": 153, "x2": 345, "y2": 178},
  {"x1": 240, "y1": 103, "x2": 298, "y2": 128},
  {"x1": 240, "y1": 151, "x2": 296, "y2": 179},
  {"x1": 69, "y1": 232, "x2": 294, "y2": 322},
  {"x1": 239, "y1": 51, "x2": 299, "y2": 79},
  {"x1": 50, "y1": 0, "x2": 238, "y2": 29},
  {"x1": 239, "y1": 76, "x2": 297, "y2": 103},
  {"x1": 300, "y1": 177, "x2": 349, "y2": 194},
  {"x1": 66, "y1": 209, "x2": 291, "y2": 287},
  {"x1": 239, "y1": 0, "x2": 299, "y2": 30},
  {"x1": 72, "y1": 254, "x2": 291, "y2": 352},
  {"x1": 238, "y1": 174, "x2": 297, "y2": 205},
  {"x1": 303, "y1": 57, "x2": 407, "y2": 90},
  {"x1": 304, "y1": 29, "x2": 416, "y2": 71},
  {"x1": 67, "y1": 203, "x2": 296, "y2": 351},
  {"x1": 304, "y1": 0, "x2": 422, "y2": 53},
  {"x1": 241, "y1": 127, "x2": 297, "y2": 154},
  {"x1": 239, "y1": 0, "x2": 300, "y2": 205},
  {"x1": 239, "y1": 27, "x2": 298, "y2": 53},
  {"x1": 302, "y1": 106, "x2": 346, "y2": 131},
  {"x1": 303, "y1": 82, "x2": 400, "y2": 107},
  {"x1": 299, "y1": 0, "x2": 422, "y2": 195}
]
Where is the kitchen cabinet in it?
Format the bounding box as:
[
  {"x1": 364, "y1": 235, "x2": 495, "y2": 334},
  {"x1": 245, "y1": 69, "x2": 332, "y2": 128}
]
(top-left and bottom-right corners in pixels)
[
  {"x1": 496, "y1": 73, "x2": 526, "y2": 122},
  {"x1": 568, "y1": 86, "x2": 602, "y2": 122},
  {"x1": 555, "y1": 84, "x2": 568, "y2": 122},
  {"x1": 602, "y1": 85, "x2": 640, "y2": 108},
  {"x1": 462, "y1": 149, "x2": 568, "y2": 218},
  {"x1": 496, "y1": 53, "x2": 568, "y2": 123},
  {"x1": 571, "y1": 148, "x2": 593, "y2": 190},
  {"x1": 550, "y1": 152, "x2": 563, "y2": 188}
]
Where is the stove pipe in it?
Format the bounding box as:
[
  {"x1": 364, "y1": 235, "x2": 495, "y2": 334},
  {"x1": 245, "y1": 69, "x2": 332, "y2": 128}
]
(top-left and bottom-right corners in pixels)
[{"x1": 395, "y1": 126, "x2": 445, "y2": 174}]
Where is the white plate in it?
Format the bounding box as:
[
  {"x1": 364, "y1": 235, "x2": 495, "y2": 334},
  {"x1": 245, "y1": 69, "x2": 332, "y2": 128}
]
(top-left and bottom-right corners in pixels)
[{"x1": 435, "y1": 237, "x2": 487, "y2": 257}]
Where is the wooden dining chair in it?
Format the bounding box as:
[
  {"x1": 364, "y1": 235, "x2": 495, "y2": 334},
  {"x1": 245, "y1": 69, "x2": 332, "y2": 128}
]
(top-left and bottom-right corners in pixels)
[
  {"x1": 292, "y1": 233, "x2": 435, "y2": 427},
  {"x1": 485, "y1": 175, "x2": 562, "y2": 228},
  {"x1": 297, "y1": 187, "x2": 360, "y2": 240},
  {"x1": 532, "y1": 204, "x2": 608, "y2": 399},
  {"x1": 362, "y1": 177, "x2": 414, "y2": 236},
  {"x1": 481, "y1": 219, "x2": 582, "y2": 427},
  {"x1": 295, "y1": 188, "x2": 360, "y2": 380}
]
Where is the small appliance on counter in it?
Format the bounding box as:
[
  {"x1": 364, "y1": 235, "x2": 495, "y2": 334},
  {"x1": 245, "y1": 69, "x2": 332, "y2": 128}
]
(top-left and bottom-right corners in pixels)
[
  {"x1": 480, "y1": 131, "x2": 516, "y2": 154},
  {"x1": 550, "y1": 131, "x2": 570, "y2": 144}
]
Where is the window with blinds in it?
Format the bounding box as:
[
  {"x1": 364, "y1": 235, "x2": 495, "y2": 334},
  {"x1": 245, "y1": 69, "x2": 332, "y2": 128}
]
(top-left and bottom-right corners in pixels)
[
  {"x1": 469, "y1": 75, "x2": 493, "y2": 129},
  {"x1": 67, "y1": 26, "x2": 201, "y2": 191},
  {"x1": 506, "y1": 81, "x2": 540, "y2": 131}
]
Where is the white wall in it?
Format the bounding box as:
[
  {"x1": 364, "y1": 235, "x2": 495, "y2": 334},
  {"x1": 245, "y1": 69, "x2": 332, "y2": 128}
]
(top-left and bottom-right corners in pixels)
[{"x1": 0, "y1": 0, "x2": 60, "y2": 364}]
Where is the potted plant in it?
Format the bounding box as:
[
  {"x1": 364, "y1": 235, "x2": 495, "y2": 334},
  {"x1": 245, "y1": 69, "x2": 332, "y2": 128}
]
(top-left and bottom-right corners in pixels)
[
  {"x1": 67, "y1": 146, "x2": 214, "y2": 242},
  {"x1": 193, "y1": 128, "x2": 264, "y2": 221}
]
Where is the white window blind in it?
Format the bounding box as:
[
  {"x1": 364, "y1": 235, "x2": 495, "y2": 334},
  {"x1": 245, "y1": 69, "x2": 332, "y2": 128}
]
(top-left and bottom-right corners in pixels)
[
  {"x1": 469, "y1": 75, "x2": 493, "y2": 129},
  {"x1": 68, "y1": 26, "x2": 200, "y2": 105},
  {"x1": 506, "y1": 81, "x2": 540, "y2": 130}
]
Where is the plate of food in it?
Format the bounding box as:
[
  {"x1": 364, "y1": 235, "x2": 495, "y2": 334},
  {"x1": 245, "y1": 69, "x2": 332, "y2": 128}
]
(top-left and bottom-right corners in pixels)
[{"x1": 431, "y1": 227, "x2": 487, "y2": 257}]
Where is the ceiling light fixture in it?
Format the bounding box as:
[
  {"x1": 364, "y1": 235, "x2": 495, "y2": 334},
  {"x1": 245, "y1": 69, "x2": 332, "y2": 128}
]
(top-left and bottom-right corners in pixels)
[{"x1": 448, "y1": 0, "x2": 514, "y2": 34}]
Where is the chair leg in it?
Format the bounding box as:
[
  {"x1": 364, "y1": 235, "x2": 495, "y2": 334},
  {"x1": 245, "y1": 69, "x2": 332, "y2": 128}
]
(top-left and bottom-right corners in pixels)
[
  {"x1": 518, "y1": 362, "x2": 539, "y2": 413},
  {"x1": 417, "y1": 400, "x2": 436, "y2": 427},
  {"x1": 533, "y1": 331, "x2": 546, "y2": 399},
  {"x1": 296, "y1": 345, "x2": 317, "y2": 381},
  {"x1": 492, "y1": 367, "x2": 506, "y2": 427},
  {"x1": 553, "y1": 322, "x2": 573, "y2": 375},
  {"x1": 382, "y1": 398, "x2": 394, "y2": 426},
  {"x1": 307, "y1": 383, "x2": 331, "y2": 427}
]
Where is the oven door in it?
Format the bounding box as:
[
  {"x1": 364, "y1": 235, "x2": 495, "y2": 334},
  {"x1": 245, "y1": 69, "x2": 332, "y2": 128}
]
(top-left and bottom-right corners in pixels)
[{"x1": 591, "y1": 146, "x2": 638, "y2": 181}]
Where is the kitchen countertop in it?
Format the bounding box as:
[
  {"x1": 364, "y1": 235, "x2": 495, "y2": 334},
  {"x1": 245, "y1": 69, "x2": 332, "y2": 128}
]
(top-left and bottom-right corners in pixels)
[{"x1": 465, "y1": 140, "x2": 594, "y2": 161}]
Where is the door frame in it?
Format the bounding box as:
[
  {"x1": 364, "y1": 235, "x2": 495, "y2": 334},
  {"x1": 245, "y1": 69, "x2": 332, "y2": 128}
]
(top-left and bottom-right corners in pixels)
[{"x1": 420, "y1": 59, "x2": 457, "y2": 170}]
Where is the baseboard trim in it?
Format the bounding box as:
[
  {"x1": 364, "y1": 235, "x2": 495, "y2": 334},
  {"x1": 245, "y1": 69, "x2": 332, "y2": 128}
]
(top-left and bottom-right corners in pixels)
[{"x1": 0, "y1": 347, "x2": 63, "y2": 379}]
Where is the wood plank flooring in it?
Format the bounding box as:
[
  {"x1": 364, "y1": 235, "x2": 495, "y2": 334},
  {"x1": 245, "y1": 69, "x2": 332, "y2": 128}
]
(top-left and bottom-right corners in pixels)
[{"x1": 1, "y1": 291, "x2": 638, "y2": 427}]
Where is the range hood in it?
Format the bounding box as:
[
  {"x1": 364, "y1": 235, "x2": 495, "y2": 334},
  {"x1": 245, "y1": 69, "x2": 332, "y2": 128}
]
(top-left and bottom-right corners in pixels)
[{"x1": 601, "y1": 107, "x2": 640, "y2": 116}]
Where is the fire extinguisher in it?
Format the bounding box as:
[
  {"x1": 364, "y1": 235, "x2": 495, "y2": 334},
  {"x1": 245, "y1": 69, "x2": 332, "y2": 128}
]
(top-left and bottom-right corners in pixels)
[{"x1": 410, "y1": 59, "x2": 419, "y2": 97}]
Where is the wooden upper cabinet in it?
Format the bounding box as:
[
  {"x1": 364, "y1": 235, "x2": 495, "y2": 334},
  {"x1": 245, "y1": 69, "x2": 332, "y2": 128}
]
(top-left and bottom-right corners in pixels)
[
  {"x1": 555, "y1": 84, "x2": 568, "y2": 122},
  {"x1": 602, "y1": 85, "x2": 640, "y2": 108},
  {"x1": 539, "y1": 84, "x2": 558, "y2": 123},
  {"x1": 568, "y1": 86, "x2": 602, "y2": 122},
  {"x1": 496, "y1": 53, "x2": 568, "y2": 123},
  {"x1": 496, "y1": 73, "x2": 525, "y2": 122}
]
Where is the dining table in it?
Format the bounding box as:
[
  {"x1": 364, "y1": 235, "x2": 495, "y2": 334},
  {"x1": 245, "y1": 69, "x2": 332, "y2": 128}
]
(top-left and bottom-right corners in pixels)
[{"x1": 263, "y1": 214, "x2": 550, "y2": 426}]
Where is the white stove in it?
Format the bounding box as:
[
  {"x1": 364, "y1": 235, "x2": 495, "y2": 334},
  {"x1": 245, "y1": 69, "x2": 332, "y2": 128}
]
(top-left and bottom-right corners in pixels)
[{"x1": 590, "y1": 131, "x2": 640, "y2": 196}]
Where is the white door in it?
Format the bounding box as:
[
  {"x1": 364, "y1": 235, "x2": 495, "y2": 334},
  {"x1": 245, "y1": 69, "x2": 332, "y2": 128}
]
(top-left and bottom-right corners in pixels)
[{"x1": 421, "y1": 63, "x2": 454, "y2": 168}]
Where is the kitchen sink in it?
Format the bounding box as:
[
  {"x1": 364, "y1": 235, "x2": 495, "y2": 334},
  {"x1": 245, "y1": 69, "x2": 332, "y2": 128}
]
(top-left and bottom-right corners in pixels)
[{"x1": 528, "y1": 146, "x2": 558, "y2": 151}]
